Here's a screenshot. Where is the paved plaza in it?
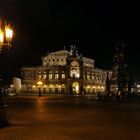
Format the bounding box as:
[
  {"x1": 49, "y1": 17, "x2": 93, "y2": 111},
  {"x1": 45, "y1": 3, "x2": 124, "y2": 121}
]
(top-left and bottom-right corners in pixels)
[{"x1": 0, "y1": 95, "x2": 140, "y2": 140}]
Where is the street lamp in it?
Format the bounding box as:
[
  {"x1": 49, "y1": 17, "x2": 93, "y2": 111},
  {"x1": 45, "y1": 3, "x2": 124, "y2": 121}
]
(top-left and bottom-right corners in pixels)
[
  {"x1": 37, "y1": 80, "x2": 43, "y2": 97},
  {"x1": 0, "y1": 18, "x2": 14, "y2": 127},
  {"x1": 0, "y1": 19, "x2": 13, "y2": 52}
]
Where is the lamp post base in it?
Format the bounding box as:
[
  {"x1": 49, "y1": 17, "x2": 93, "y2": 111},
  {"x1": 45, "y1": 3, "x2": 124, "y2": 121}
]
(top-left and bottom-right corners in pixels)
[
  {"x1": 38, "y1": 87, "x2": 41, "y2": 97},
  {"x1": 0, "y1": 104, "x2": 8, "y2": 127}
]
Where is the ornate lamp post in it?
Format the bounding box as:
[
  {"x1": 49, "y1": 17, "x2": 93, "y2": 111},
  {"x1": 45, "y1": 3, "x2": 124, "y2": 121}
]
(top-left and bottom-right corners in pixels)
[
  {"x1": 0, "y1": 19, "x2": 13, "y2": 127},
  {"x1": 105, "y1": 72, "x2": 110, "y2": 96},
  {"x1": 37, "y1": 80, "x2": 43, "y2": 97},
  {"x1": 0, "y1": 19, "x2": 13, "y2": 51}
]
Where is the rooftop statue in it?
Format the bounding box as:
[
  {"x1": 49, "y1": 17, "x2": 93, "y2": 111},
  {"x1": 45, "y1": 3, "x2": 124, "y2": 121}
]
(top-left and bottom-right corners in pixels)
[{"x1": 69, "y1": 45, "x2": 79, "y2": 57}]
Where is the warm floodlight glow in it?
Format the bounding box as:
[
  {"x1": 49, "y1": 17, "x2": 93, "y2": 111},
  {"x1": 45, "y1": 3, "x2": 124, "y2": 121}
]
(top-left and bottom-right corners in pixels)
[
  {"x1": 37, "y1": 81, "x2": 43, "y2": 86},
  {"x1": 0, "y1": 29, "x2": 4, "y2": 44},
  {"x1": 75, "y1": 85, "x2": 79, "y2": 91},
  {"x1": 5, "y1": 25, "x2": 13, "y2": 41},
  {"x1": 0, "y1": 19, "x2": 14, "y2": 50},
  {"x1": 137, "y1": 84, "x2": 140, "y2": 88}
]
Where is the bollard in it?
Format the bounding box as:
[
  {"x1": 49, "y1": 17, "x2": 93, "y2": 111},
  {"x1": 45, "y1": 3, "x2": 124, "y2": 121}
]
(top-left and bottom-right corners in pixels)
[
  {"x1": 0, "y1": 105, "x2": 8, "y2": 127},
  {"x1": 0, "y1": 105, "x2": 7, "y2": 127}
]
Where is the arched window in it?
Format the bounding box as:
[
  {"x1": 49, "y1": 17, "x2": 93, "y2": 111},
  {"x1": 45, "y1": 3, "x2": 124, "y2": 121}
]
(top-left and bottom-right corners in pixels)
[
  {"x1": 43, "y1": 71, "x2": 46, "y2": 79},
  {"x1": 87, "y1": 73, "x2": 90, "y2": 80},
  {"x1": 55, "y1": 71, "x2": 59, "y2": 79},
  {"x1": 38, "y1": 71, "x2": 41, "y2": 78},
  {"x1": 70, "y1": 67, "x2": 80, "y2": 78},
  {"x1": 61, "y1": 71, "x2": 65, "y2": 79},
  {"x1": 49, "y1": 71, "x2": 52, "y2": 79}
]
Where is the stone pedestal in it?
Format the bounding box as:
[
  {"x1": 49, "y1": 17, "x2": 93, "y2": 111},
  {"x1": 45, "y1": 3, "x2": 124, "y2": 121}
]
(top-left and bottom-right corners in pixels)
[{"x1": 0, "y1": 105, "x2": 8, "y2": 127}]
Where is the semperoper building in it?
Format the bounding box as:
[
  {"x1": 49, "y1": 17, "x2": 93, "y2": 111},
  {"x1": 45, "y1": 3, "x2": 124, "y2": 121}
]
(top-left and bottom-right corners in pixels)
[{"x1": 21, "y1": 45, "x2": 110, "y2": 95}]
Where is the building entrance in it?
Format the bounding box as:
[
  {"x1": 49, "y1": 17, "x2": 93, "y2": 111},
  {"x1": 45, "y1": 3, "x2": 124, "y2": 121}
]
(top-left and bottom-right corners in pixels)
[{"x1": 72, "y1": 82, "x2": 79, "y2": 94}]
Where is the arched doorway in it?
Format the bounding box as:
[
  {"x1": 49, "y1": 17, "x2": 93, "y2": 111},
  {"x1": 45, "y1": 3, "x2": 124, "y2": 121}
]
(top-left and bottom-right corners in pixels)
[{"x1": 72, "y1": 82, "x2": 80, "y2": 94}]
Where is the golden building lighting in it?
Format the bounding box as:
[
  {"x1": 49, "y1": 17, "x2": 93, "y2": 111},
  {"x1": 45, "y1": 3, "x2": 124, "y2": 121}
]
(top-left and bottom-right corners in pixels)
[
  {"x1": 37, "y1": 81, "x2": 43, "y2": 87},
  {"x1": 21, "y1": 45, "x2": 110, "y2": 95}
]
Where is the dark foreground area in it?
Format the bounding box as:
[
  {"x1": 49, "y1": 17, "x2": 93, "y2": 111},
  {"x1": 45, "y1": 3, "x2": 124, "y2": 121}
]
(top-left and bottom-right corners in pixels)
[{"x1": 0, "y1": 95, "x2": 140, "y2": 140}]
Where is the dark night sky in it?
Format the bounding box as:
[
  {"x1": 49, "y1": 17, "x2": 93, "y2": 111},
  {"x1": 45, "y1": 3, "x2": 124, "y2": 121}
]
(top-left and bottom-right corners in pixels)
[{"x1": 0, "y1": 0, "x2": 140, "y2": 84}]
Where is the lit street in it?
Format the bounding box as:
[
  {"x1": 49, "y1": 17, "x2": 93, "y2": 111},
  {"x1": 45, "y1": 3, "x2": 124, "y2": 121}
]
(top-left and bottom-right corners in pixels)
[{"x1": 1, "y1": 95, "x2": 140, "y2": 140}]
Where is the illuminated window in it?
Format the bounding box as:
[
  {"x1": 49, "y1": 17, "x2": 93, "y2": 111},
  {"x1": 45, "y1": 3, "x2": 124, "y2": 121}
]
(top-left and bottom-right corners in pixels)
[
  {"x1": 70, "y1": 67, "x2": 80, "y2": 78},
  {"x1": 43, "y1": 71, "x2": 46, "y2": 79},
  {"x1": 49, "y1": 71, "x2": 52, "y2": 79},
  {"x1": 83, "y1": 74, "x2": 85, "y2": 79},
  {"x1": 62, "y1": 84, "x2": 65, "y2": 88},
  {"x1": 87, "y1": 73, "x2": 90, "y2": 80},
  {"x1": 97, "y1": 75, "x2": 100, "y2": 81},
  {"x1": 61, "y1": 71, "x2": 65, "y2": 79},
  {"x1": 77, "y1": 73, "x2": 79, "y2": 77},
  {"x1": 55, "y1": 71, "x2": 59, "y2": 79},
  {"x1": 38, "y1": 71, "x2": 41, "y2": 78}
]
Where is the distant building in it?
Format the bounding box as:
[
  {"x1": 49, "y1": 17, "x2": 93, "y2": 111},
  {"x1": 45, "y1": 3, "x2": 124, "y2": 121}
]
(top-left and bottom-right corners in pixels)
[
  {"x1": 21, "y1": 45, "x2": 110, "y2": 94},
  {"x1": 13, "y1": 77, "x2": 22, "y2": 93}
]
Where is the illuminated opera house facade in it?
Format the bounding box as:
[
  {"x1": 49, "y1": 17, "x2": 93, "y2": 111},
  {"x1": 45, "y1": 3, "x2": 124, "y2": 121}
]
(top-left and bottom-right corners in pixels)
[{"x1": 21, "y1": 46, "x2": 110, "y2": 94}]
